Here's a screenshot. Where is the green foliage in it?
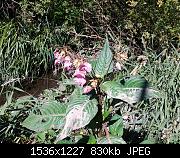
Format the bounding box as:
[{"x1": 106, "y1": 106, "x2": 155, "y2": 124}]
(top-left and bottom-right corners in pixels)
[
  {"x1": 55, "y1": 88, "x2": 98, "y2": 142},
  {"x1": 21, "y1": 87, "x2": 98, "y2": 142},
  {"x1": 94, "y1": 37, "x2": 113, "y2": 78},
  {"x1": 22, "y1": 100, "x2": 66, "y2": 132},
  {"x1": 140, "y1": 139, "x2": 156, "y2": 144},
  {"x1": 87, "y1": 135, "x2": 97, "y2": 144},
  {"x1": 0, "y1": 22, "x2": 53, "y2": 85},
  {"x1": 0, "y1": 0, "x2": 179, "y2": 144},
  {"x1": 109, "y1": 114, "x2": 124, "y2": 137},
  {"x1": 125, "y1": 0, "x2": 180, "y2": 48},
  {"x1": 97, "y1": 136, "x2": 126, "y2": 144},
  {"x1": 101, "y1": 76, "x2": 162, "y2": 104}
]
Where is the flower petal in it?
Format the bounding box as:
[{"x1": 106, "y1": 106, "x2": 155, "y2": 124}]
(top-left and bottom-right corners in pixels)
[
  {"x1": 83, "y1": 86, "x2": 93, "y2": 93},
  {"x1": 64, "y1": 62, "x2": 72, "y2": 70},
  {"x1": 79, "y1": 62, "x2": 92, "y2": 72},
  {"x1": 73, "y1": 69, "x2": 86, "y2": 78},
  {"x1": 74, "y1": 77, "x2": 86, "y2": 86},
  {"x1": 64, "y1": 56, "x2": 71, "y2": 61}
]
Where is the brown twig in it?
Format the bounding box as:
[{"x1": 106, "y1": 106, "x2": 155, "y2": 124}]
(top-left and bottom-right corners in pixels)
[{"x1": 68, "y1": 30, "x2": 104, "y2": 40}]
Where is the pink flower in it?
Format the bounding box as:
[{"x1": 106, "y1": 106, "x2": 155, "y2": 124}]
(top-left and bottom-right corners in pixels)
[
  {"x1": 83, "y1": 86, "x2": 93, "y2": 93},
  {"x1": 54, "y1": 49, "x2": 65, "y2": 66},
  {"x1": 54, "y1": 59, "x2": 60, "y2": 65},
  {"x1": 64, "y1": 61, "x2": 72, "y2": 70},
  {"x1": 79, "y1": 62, "x2": 92, "y2": 72},
  {"x1": 64, "y1": 56, "x2": 71, "y2": 61},
  {"x1": 115, "y1": 62, "x2": 122, "y2": 70},
  {"x1": 63, "y1": 56, "x2": 72, "y2": 70},
  {"x1": 74, "y1": 77, "x2": 86, "y2": 86},
  {"x1": 73, "y1": 69, "x2": 86, "y2": 78},
  {"x1": 54, "y1": 49, "x2": 61, "y2": 59}
]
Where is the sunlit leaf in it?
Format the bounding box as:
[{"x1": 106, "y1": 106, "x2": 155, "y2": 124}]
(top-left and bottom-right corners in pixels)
[
  {"x1": 22, "y1": 101, "x2": 66, "y2": 132},
  {"x1": 140, "y1": 139, "x2": 156, "y2": 144},
  {"x1": 97, "y1": 136, "x2": 126, "y2": 144},
  {"x1": 101, "y1": 76, "x2": 163, "y2": 104},
  {"x1": 109, "y1": 114, "x2": 124, "y2": 137},
  {"x1": 55, "y1": 88, "x2": 98, "y2": 142},
  {"x1": 94, "y1": 37, "x2": 113, "y2": 78}
]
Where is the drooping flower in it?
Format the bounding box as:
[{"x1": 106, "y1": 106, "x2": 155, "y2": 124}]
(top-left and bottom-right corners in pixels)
[
  {"x1": 53, "y1": 48, "x2": 60, "y2": 58},
  {"x1": 73, "y1": 69, "x2": 86, "y2": 78},
  {"x1": 64, "y1": 56, "x2": 71, "y2": 61},
  {"x1": 63, "y1": 56, "x2": 72, "y2": 70},
  {"x1": 64, "y1": 61, "x2": 72, "y2": 70},
  {"x1": 115, "y1": 62, "x2": 122, "y2": 70},
  {"x1": 79, "y1": 62, "x2": 92, "y2": 73},
  {"x1": 74, "y1": 77, "x2": 86, "y2": 87},
  {"x1": 54, "y1": 49, "x2": 65, "y2": 66},
  {"x1": 83, "y1": 86, "x2": 93, "y2": 93}
]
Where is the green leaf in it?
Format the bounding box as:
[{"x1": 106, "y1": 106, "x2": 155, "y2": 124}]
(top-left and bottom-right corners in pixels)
[
  {"x1": 109, "y1": 114, "x2": 124, "y2": 137},
  {"x1": 21, "y1": 100, "x2": 66, "y2": 132},
  {"x1": 14, "y1": 96, "x2": 36, "y2": 109},
  {"x1": 111, "y1": 114, "x2": 121, "y2": 121},
  {"x1": 101, "y1": 76, "x2": 163, "y2": 104},
  {"x1": 35, "y1": 131, "x2": 46, "y2": 142},
  {"x1": 87, "y1": 135, "x2": 97, "y2": 144},
  {"x1": 55, "y1": 88, "x2": 98, "y2": 142},
  {"x1": 56, "y1": 139, "x2": 73, "y2": 144},
  {"x1": 97, "y1": 136, "x2": 126, "y2": 144},
  {"x1": 0, "y1": 91, "x2": 13, "y2": 115},
  {"x1": 140, "y1": 139, "x2": 156, "y2": 144},
  {"x1": 94, "y1": 38, "x2": 113, "y2": 78},
  {"x1": 88, "y1": 59, "x2": 97, "y2": 77}
]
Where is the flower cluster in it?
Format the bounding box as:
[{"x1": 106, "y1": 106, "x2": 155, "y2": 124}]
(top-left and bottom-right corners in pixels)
[
  {"x1": 54, "y1": 49, "x2": 72, "y2": 70},
  {"x1": 53, "y1": 49, "x2": 95, "y2": 93}
]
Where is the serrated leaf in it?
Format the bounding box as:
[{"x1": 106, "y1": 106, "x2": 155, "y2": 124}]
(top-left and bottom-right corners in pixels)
[
  {"x1": 101, "y1": 76, "x2": 163, "y2": 104},
  {"x1": 55, "y1": 89, "x2": 98, "y2": 141},
  {"x1": 109, "y1": 115, "x2": 124, "y2": 137},
  {"x1": 22, "y1": 101, "x2": 66, "y2": 132},
  {"x1": 94, "y1": 38, "x2": 113, "y2": 78},
  {"x1": 97, "y1": 136, "x2": 126, "y2": 144}
]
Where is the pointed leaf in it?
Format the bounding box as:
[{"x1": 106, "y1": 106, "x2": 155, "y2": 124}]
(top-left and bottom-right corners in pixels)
[
  {"x1": 56, "y1": 89, "x2": 98, "y2": 141},
  {"x1": 109, "y1": 115, "x2": 124, "y2": 137},
  {"x1": 22, "y1": 101, "x2": 66, "y2": 132},
  {"x1": 101, "y1": 76, "x2": 163, "y2": 104},
  {"x1": 94, "y1": 38, "x2": 113, "y2": 78}
]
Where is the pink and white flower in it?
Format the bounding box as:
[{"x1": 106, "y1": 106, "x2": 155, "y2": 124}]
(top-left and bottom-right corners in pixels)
[
  {"x1": 64, "y1": 56, "x2": 71, "y2": 62},
  {"x1": 63, "y1": 56, "x2": 72, "y2": 70},
  {"x1": 83, "y1": 86, "x2": 93, "y2": 93},
  {"x1": 64, "y1": 61, "x2": 72, "y2": 70},
  {"x1": 79, "y1": 62, "x2": 92, "y2": 72},
  {"x1": 74, "y1": 77, "x2": 86, "y2": 86},
  {"x1": 54, "y1": 49, "x2": 65, "y2": 66},
  {"x1": 73, "y1": 69, "x2": 86, "y2": 78}
]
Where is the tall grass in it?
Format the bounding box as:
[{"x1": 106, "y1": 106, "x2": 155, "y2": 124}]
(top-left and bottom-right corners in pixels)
[
  {"x1": 137, "y1": 48, "x2": 180, "y2": 143},
  {"x1": 0, "y1": 21, "x2": 68, "y2": 87}
]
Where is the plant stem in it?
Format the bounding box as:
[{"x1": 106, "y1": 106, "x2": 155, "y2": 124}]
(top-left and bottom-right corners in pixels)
[{"x1": 103, "y1": 122, "x2": 112, "y2": 144}]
